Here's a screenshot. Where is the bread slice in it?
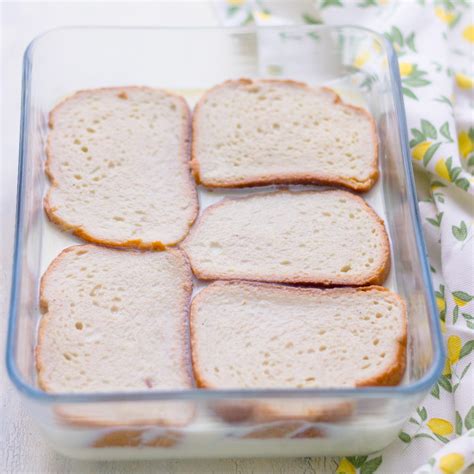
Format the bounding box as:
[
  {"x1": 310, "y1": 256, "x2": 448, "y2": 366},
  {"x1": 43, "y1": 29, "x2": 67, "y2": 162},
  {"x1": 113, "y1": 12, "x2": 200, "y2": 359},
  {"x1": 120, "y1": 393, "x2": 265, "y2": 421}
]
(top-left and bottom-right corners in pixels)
[
  {"x1": 45, "y1": 87, "x2": 198, "y2": 249},
  {"x1": 182, "y1": 190, "x2": 390, "y2": 286},
  {"x1": 238, "y1": 421, "x2": 324, "y2": 439},
  {"x1": 191, "y1": 281, "x2": 406, "y2": 421},
  {"x1": 191, "y1": 79, "x2": 378, "y2": 191},
  {"x1": 36, "y1": 244, "x2": 193, "y2": 426},
  {"x1": 92, "y1": 428, "x2": 182, "y2": 448}
]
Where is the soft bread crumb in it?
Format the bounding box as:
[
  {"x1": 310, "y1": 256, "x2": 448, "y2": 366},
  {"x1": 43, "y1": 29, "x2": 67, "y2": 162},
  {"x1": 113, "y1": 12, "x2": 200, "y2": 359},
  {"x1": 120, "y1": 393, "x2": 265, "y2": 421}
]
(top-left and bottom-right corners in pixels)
[
  {"x1": 36, "y1": 244, "x2": 194, "y2": 426},
  {"x1": 191, "y1": 281, "x2": 407, "y2": 391},
  {"x1": 183, "y1": 190, "x2": 390, "y2": 286},
  {"x1": 45, "y1": 87, "x2": 198, "y2": 249},
  {"x1": 192, "y1": 79, "x2": 378, "y2": 191},
  {"x1": 191, "y1": 281, "x2": 406, "y2": 423}
]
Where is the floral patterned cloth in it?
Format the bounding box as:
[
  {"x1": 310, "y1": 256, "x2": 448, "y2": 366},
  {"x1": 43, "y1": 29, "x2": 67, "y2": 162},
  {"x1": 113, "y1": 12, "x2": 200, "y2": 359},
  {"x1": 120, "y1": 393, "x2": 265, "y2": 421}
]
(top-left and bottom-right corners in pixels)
[{"x1": 216, "y1": 1, "x2": 474, "y2": 473}]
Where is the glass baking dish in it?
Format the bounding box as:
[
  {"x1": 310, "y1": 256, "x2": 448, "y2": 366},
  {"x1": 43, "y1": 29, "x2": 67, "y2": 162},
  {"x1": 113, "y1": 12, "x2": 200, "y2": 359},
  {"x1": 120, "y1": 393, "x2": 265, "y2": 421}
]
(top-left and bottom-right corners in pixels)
[{"x1": 6, "y1": 25, "x2": 444, "y2": 460}]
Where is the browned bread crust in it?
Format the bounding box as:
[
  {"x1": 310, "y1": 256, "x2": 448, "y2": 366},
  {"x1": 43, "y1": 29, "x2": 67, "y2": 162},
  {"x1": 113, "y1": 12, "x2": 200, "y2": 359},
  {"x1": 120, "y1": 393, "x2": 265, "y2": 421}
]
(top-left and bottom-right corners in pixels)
[{"x1": 92, "y1": 429, "x2": 181, "y2": 448}]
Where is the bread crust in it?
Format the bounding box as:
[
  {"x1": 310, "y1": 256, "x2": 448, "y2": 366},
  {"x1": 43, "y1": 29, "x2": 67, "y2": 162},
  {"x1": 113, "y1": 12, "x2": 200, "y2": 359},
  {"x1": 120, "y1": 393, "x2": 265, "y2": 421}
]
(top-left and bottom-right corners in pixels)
[
  {"x1": 211, "y1": 399, "x2": 352, "y2": 424},
  {"x1": 92, "y1": 428, "x2": 181, "y2": 448},
  {"x1": 356, "y1": 288, "x2": 407, "y2": 387},
  {"x1": 240, "y1": 421, "x2": 325, "y2": 439},
  {"x1": 44, "y1": 86, "x2": 198, "y2": 250},
  {"x1": 36, "y1": 244, "x2": 195, "y2": 429},
  {"x1": 191, "y1": 78, "x2": 379, "y2": 192},
  {"x1": 182, "y1": 189, "x2": 391, "y2": 286},
  {"x1": 190, "y1": 281, "x2": 407, "y2": 422}
]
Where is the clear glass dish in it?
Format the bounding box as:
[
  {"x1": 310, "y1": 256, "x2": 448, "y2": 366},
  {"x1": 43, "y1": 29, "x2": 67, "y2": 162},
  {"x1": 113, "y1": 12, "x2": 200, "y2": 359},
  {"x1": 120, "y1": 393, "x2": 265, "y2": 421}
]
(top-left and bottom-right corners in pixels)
[{"x1": 6, "y1": 25, "x2": 444, "y2": 460}]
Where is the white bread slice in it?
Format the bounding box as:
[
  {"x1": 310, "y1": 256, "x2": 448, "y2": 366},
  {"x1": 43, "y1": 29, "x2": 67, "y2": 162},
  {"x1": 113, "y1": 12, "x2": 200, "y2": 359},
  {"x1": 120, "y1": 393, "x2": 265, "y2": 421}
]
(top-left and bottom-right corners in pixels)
[
  {"x1": 191, "y1": 281, "x2": 406, "y2": 421},
  {"x1": 191, "y1": 79, "x2": 378, "y2": 191},
  {"x1": 182, "y1": 190, "x2": 390, "y2": 286},
  {"x1": 36, "y1": 244, "x2": 193, "y2": 426},
  {"x1": 45, "y1": 87, "x2": 198, "y2": 249}
]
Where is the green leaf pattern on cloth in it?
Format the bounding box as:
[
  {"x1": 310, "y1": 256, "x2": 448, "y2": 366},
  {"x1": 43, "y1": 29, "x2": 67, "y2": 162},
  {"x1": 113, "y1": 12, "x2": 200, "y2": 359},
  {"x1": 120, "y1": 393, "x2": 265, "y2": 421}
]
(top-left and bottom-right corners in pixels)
[{"x1": 216, "y1": 0, "x2": 474, "y2": 472}]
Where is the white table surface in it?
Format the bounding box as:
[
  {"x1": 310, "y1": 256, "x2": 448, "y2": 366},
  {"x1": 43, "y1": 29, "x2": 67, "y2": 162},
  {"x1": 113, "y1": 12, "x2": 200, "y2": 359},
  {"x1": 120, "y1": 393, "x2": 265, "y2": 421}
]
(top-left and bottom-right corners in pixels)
[{"x1": 0, "y1": 2, "x2": 336, "y2": 472}]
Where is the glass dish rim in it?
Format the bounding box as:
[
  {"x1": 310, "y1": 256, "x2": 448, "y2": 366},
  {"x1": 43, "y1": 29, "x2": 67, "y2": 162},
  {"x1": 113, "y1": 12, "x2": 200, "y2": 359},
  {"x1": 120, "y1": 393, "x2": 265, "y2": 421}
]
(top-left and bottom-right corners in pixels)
[{"x1": 6, "y1": 24, "x2": 445, "y2": 404}]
